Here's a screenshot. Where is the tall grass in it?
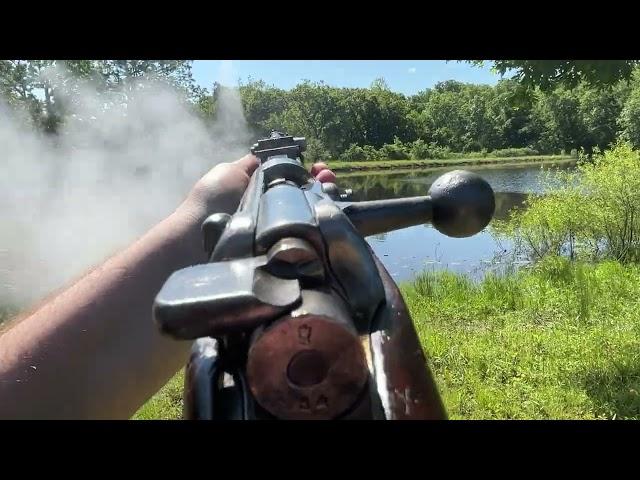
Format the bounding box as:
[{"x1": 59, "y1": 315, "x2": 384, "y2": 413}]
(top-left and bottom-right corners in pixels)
[
  {"x1": 402, "y1": 256, "x2": 640, "y2": 419},
  {"x1": 133, "y1": 370, "x2": 184, "y2": 420}
]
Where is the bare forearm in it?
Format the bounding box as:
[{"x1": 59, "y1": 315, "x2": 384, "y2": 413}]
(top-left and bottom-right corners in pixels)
[
  {"x1": 0, "y1": 203, "x2": 207, "y2": 419},
  {"x1": 0, "y1": 155, "x2": 260, "y2": 419}
]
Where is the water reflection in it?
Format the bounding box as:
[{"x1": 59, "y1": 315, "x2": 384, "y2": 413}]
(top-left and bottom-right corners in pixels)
[{"x1": 338, "y1": 162, "x2": 574, "y2": 283}]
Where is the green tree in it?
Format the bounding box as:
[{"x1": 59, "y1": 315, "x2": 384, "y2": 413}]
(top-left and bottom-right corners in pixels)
[
  {"x1": 471, "y1": 60, "x2": 639, "y2": 91},
  {"x1": 617, "y1": 71, "x2": 640, "y2": 148},
  {"x1": 490, "y1": 79, "x2": 537, "y2": 149},
  {"x1": 238, "y1": 78, "x2": 288, "y2": 136},
  {"x1": 527, "y1": 87, "x2": 589, "y2": 154},
  {"x1": 94, "y1": 60, "x2": 201, "y2": 98},
  {"x1": 413, "y1": 81, "x2": 500, "y2": 152},
  {"x1": 0, "y1": 60, "x2": 201, "y2": 133},
  {"x1": 275, "y1": 81, "x2": 345, "y2": 155},
  {"x1": 576, "y1": 84, "x2": 624, "y2": 152}
]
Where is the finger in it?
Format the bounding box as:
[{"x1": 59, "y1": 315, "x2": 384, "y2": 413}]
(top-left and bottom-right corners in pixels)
[
  {"x1": 233, "y1": 154, "x2": 260, "y2": 177},
  {"x1": 310, "y1": 162, "x2": 330, "y2": 177},
  {"x1": 315, "y1": 169, "x2": 337, "y2": 184}
]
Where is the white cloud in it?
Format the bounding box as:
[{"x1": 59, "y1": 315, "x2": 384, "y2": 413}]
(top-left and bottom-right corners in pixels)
[{"x1": 408, "y1": 67, "x2": 417, "y2": 74}]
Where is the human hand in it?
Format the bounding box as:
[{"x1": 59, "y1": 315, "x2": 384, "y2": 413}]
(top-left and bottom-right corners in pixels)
[{"x1": 180, "y1": 154, "x2": 337, "y2": 221}]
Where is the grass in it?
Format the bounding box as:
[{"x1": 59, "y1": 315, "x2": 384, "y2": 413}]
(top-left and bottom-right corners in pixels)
[
  {"x1": 326, "y1": 154, "x2": 574, "y2": 173},
  {"x1": 403, "y1": 257, "x2": 640, "y2": 419},
  {"x1": 133, "y1": 370, "x2": 185, "y2": 420},
  {"x1": 134, "y1": 256, "x2": 640, "y2": 420}
]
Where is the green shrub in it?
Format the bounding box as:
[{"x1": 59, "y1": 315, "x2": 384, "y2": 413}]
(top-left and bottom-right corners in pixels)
[
  {"x1": 340, "y1": 143, "x2": 367, "y2": 161},
  {"x1": 427, "y1": 144, "x2": 453, "y2": 159},
  {"x1": 379, "y1": 137, "x2": 410, "y2": 160},
  {"x1": 404, "y1": 139, "x2": 453, "y2": 160},
  {"x1": 494, "y1": 142, "x2": 640, "y2": 263},
  {"x1": 362, "y1": 145, "x2": 384, "y2": 161},
  {"x1": 409, "y1": 139, "x2": 430, "y2": 160},
  {"x1": 340, "y1": 143, "x2": 384, "y2": 161}
]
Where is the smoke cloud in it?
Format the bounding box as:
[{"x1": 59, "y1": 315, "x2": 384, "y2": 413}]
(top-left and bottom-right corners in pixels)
[{"x1": 0, "y1": 61, "x2": 251, "y2": 307}]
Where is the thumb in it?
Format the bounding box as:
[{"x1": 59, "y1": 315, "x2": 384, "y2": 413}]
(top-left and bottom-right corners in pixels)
[{"x1": 233, "y1": 154, "x2": 260, "y2": 177}]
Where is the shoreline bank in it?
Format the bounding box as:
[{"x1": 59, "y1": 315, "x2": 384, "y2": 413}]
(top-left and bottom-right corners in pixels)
[{"x1": 327, "y1": 155, "x2": 576, "y2": 174}]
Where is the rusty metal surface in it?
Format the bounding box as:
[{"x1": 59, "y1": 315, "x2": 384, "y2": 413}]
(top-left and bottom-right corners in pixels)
[
  {"x1": 246, "y1": 289, "x2": 369, "y2": 420},
  {"x1": 247, "y1": 314, "x2": 368, "y2": 420}
]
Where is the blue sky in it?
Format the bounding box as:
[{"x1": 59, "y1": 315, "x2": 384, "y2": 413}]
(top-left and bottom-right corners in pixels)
[{"x1": 191, "y1": 60, "x2": 504, "y2": 96}]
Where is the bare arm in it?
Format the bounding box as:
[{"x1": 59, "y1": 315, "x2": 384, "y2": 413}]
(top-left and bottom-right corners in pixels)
[{"x1": 0, "y1": 155, "x2": 263, "y2": 419}]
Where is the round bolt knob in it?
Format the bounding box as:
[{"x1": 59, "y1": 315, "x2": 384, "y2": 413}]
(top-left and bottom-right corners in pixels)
[{"x1": 428, "y1": 170, "x2": 495, "y2": 238}]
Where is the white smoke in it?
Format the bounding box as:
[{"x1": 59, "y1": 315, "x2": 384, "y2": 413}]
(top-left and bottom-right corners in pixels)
[
  {"x1": 210, "y1": 61, "x2": 252, "y2": 151},
  {"x1": 0, "y1": 61, "x2": 250, "y2": 307}
]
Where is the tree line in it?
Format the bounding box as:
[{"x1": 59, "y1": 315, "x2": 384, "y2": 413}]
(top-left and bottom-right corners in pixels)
[{"x1": 3, "y1": 60, "x2": 640, "y2": 161}]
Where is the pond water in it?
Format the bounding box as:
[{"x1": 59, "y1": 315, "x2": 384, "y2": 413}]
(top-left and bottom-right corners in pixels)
[{"x1": 338, "y1": 161, "x2": 575, "y2": 283}]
